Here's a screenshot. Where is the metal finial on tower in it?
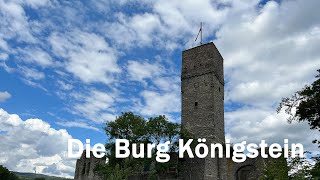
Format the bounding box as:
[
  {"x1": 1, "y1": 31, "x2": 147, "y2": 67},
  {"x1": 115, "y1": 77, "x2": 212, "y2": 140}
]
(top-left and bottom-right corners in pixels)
[{"x1": 195, "y1": 22, "x2": 203, "y2": 45}]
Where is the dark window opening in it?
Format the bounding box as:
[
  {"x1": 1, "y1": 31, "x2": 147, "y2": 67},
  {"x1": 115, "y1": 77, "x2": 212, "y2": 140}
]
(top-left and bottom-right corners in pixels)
[
  {"x1": 195, "y1": 102, "x2": 198, "y2": 107},
  {"x1": 219, "y1": 87, "x2": 221, "y2": 92}
]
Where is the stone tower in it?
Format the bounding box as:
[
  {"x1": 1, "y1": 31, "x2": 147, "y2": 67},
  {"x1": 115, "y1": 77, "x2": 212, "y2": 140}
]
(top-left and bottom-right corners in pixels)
[{"x1": 181, "y1": 42, "x2": 225, "y2": 180}]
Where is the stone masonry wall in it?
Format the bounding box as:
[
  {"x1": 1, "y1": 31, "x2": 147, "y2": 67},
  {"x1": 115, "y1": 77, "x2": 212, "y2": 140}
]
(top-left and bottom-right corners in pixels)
[{"x1": 74, "y1": 151, "x2": 105, "y2": 180}]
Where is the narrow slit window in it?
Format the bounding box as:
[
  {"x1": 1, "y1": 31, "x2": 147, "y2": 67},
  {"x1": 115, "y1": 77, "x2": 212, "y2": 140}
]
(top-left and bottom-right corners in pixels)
[{"x1": 195, "y1": 102, "x2": 198, "y2": 107}]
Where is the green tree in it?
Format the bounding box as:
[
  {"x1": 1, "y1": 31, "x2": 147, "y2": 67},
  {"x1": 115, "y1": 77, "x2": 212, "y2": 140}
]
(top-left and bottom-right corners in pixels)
[
  {"x1": 310, "y1": 157, "x2": 320, "y2": 179},
  {"x1": 287, "y1": 151, "x2": 313, "y2": 179},
  {"x1": 99, "y1": 112, "x2": 180, "y2": 180},
  {"x1": 0, "y1": 165, "x2": 20, "y2": 180},
  {"x1": 278, "y1": 69, "x2": 320, "y2": 146},
  {"x1": 278, "y1": 69, "x2": 320, "y2": 179},
  {"x1": 260, "y1": 155, "x2": 289, "y2": 180}
]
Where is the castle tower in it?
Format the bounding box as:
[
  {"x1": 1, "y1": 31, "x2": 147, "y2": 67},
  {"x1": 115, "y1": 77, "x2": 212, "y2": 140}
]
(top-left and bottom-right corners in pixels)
[{"x1": 181, "y1": 42, "x2": 225, "y2": 180}]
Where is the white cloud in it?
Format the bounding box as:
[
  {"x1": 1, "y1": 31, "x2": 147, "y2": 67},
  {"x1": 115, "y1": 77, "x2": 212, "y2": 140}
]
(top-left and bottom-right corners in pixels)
[
  {"x1": 0, "y1": 108, "x2": 75, "y2": 178},
  {"x1": 16, "y1": 47, "x2": 53, "y2": 67},
  {"x1": 105, "y1": 13, "x2": 161, "y2": 48},
  {"x1": 153, "y1": 76, "x2": 180, "y2": 92},
  {"x1": 0, "y1": 37, "x2": 9, "y2": 52},
  {"x1": 21, "y1": 78, "x2": 48, "y2": 92},
  {"x1": 225, "y1": 108, "x2": 320, "y2": 154},
  {"x1": 140, "y1": 90, "x2": 180, "y2": 117},
  {"x1": 49, "y1": 30, "x2": 121, "y2": 84},
  {"x1": 0, "y1": 0, "x2": 37, "y2": 43},
  {"x1": 127, "y1": 60, "x2": 162, "y2": 83},
  {"x1": 211, "y1": 0, "x2": 320, "y2": 155},
  {"x1": 153, "y1": 0, "x2": 228, "y2": 36},
  {"x1": 22, "y1": 0, "x2": 51, "y2": 8},
  {"x1": 0, "y1": 91, "x2": 11, "y2": 102},
  {"x1": 102, "y1": 0, "x2": 229, "y2": 50},
  {"x1": 56, "y1": 80, "x2": 73, "y2": 91},
  {"x1": 215, "y1": 0, "x2": 320, "y2": 106},
  {"x1": 126, "y1": 59, "x2": 180, "y2": 91},
  {"x1": 126, "y1": 59, "x2": 181, "y2": 118},
  {"x1": 18, "y1": 66, "x2": 45, "y2": 80},
  {"x1": 72, "y1": 89, "x2": 116, "y2": 123},
  {"x1": 56, "y1": 121, "x2": 100, "y2": 132}
]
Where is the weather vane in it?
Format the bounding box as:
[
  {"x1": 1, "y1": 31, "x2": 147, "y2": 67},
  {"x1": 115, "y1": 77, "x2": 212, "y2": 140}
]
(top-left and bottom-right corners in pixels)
[{"x1": 195, "y1": 22, "x2": 203, "y2": 45}]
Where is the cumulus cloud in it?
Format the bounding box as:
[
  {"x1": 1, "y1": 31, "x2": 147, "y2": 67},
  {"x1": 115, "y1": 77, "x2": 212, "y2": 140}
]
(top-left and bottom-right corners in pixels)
[
  {"x1": 209, "y1": 0, "x2": 320, "y2": 154},
  {"x1": 225, "y1": 108, "x2": 320, "y2": 154},
  {"x1": 140, "y1": 90, "x2": 180, "y2": 117},
  {"x1": 153, "y1": 76, "x2": 180, "y2": 92},
  {"x1": 126, "y1": 59, "x2": 181, "y2": 118},
  {"x1": 215, "y1": 0, "x2": 320, "y2": 107},
  {"x1": 49, "y1": 30, "x2": 121, "y2": 84},
  {"x1": 127, "y1": 60, "x2": 163, "y2": 83},
  {"x1": 0, "y1": 0, "x2": 37, "y2": 43},
  {"x1": 105, "y1": 13, "x2": 162, "y2": 48},
  {"x1": 0, "y1": 91, "x2": 11, "y2": 102},
  {"x1": 103, "y1": 0, "x2": 229, "y2": 50},
  {"x1": 0, "y1": 108, "x2": 75, "y2": 178}
]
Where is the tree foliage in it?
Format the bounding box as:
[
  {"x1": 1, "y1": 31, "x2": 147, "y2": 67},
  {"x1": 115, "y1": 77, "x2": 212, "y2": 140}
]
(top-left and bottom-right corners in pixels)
[
  {"x1": 99, "y1": 112, "x2": 180, "y2": 180},
  {"x1": 278, "y1": 69, "x2": 320, "y2": 146},
  {"x1": 286, "y1": 152, "x2": 320, "y2": 180},
  {"x1": 278, "y1": 69, "x2": 320, "y2": 129},
  {"x1": 310, "y1": 158, "x2": 320, "y2": 179},
  {"x1": 0, "y1": 165, "x2": 20, "y2": 180},
  {"x1": 277, "y1": 69, "x2": 320, "y2": 179},
  {"x1": 260, "y1": 155, "x2": 289, "y2": 180}
]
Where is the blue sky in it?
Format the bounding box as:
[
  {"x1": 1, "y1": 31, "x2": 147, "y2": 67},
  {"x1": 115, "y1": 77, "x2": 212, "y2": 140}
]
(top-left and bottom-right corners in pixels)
[{"x1": 0, "y1": 0, "x2": 320, "y2": 178}]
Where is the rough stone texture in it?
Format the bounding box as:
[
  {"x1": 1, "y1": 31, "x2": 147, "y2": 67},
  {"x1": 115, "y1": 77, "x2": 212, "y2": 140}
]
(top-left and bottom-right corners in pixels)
[
  {"x1": 181, "y1": 42, "x2": 224, "y2": 143},
  {"x1": 74, "y1": 151, "x2": 105, "y2": 180},
  {"x1": 181, "y1": 42, "x2": 226, "y2": 180},
  {"x1": 227, "y1": 157, "x2": 263, "y2": 180},
  {"x1": 226, "y1": 151, "x2": 288, "y2": 180}
]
